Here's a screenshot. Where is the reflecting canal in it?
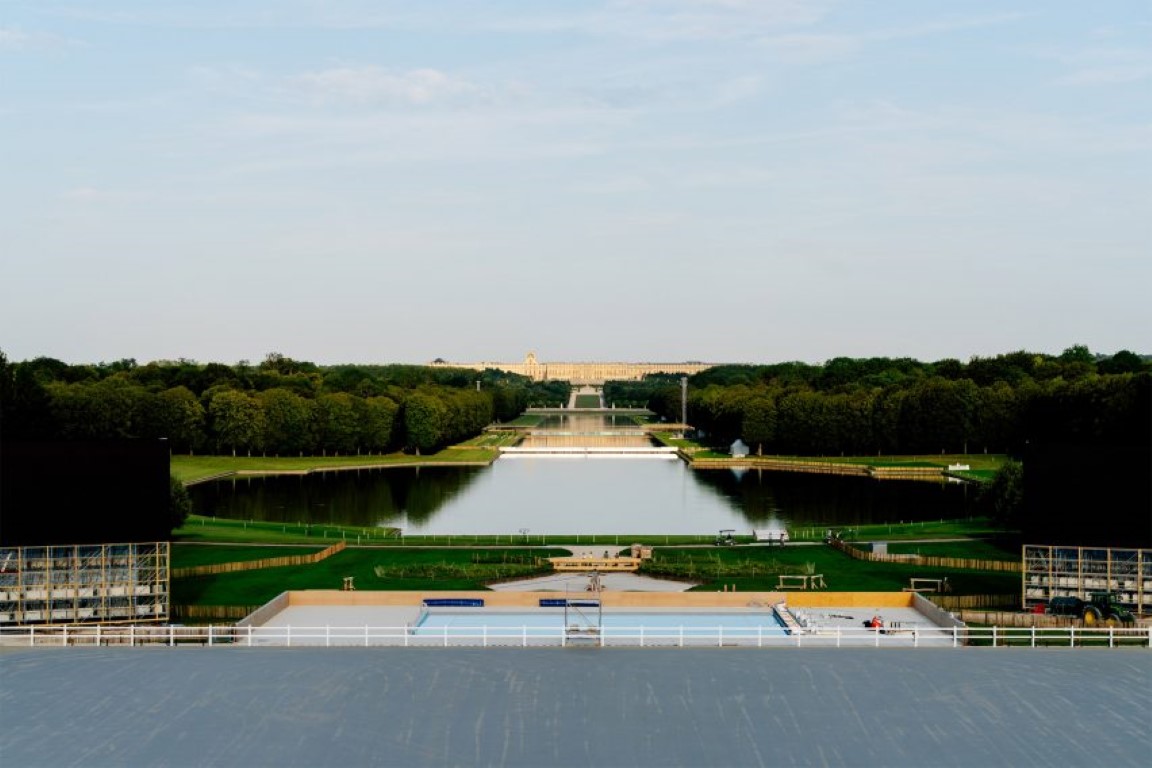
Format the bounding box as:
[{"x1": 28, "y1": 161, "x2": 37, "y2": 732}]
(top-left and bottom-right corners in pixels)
[{"x1": 190, "y1": 415, "x2": 977, "y2": 535}]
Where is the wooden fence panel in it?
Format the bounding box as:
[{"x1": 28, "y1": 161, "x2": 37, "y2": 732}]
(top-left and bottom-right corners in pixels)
[
  {"x1": 830, "y1": 539, "x2": 1022, "y2": 572},
  {"x1": 172, "y1": 541, "x2": 347, "y2": 578}
]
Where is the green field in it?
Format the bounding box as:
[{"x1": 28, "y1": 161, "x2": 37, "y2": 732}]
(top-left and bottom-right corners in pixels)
[
  {"x1": 689, "y1": 452, "x2": 1008, "y2": 471},
  {"x1": 174, "y1": 516, "x2": 1010, "y2": 548},
  {"x1": 175, "y1": 516, "x2": 401, "y2": 545},
  {"x1": 171, "y1": 450, "x2": 497, "y2": 484},
  {"x1": 172, "y1": 548, "x2": 566, "y2": 606},
  {"x1": 883, "y1": 539, "x2": 1020, "y2": 561},
  {"x1": 574, "y1": 394, "x2": 602, "y2": 408},
  {"x1": 172, "y1": 543, "x2": 324, "y2": 569},
  {"x1": 642, "y1": 546, "x2": 1019, "y2": 594}
]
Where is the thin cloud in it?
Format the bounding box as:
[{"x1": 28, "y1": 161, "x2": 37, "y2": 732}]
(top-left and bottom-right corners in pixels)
[
  {"x1": 1056, "y1": 49, "x2": 1152, "y2": 87},
  {"x1": 0, "y1": 25, "x2": 78, "y2": 51},
  {"x1": 294, "y1": 67, "x2": 481, "y2": 106}
]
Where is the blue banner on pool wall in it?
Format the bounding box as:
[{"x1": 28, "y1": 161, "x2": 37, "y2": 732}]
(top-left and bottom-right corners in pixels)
[
  {"x1": 539, "y1": 599, "x2": 601, "y2": 607},
  {"x1": 422, "y1": 598, "x2": 485, "y2": 607}
]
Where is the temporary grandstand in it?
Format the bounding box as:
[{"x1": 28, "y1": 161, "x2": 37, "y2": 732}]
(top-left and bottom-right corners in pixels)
[
  {"x1": 0, "y1": 541, "x2": 169, "y2": 625},
  {"x1": 1023, "y1": 545, "x2": 1151, "y2": 613}
]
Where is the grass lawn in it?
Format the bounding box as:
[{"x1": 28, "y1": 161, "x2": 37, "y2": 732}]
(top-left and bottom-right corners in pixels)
[
  {"x1": 502, "y1": 415, "x2": 544, "y2": 427},
  {"x1": 643, "y1": 545, "x2": 1020, "y2": 594},
  {"x1": 172, "y1": 547, "x2": 568, "y2": 605},
  {"x1": 175, "y1": 516, "x2": 401, "y2": 545},
  {"x1": 171, "y1": 543, "x2": 325, "y2": 569},
  {"x1": 459, "y1": 432, "x2": 522, "y2": 448},
  {"x1": 171, "y1": 450, "x2": 497, "y2": 484},
  {"x1": 883, "y1": 539, "x2": 1021, "y2": 561},
  {"x1": 574, "y1": 394, "x2": 602, "y2": 408}
]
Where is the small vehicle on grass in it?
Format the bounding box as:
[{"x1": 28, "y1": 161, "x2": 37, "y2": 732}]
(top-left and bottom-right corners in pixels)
[{"x1": 715, "y1": 529, "x2": 736, "y2": 546}]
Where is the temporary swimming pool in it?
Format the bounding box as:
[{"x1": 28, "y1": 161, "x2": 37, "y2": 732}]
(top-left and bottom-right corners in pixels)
[{"x1": 412, "y1": 610, "x2": 789, "y2": 644}]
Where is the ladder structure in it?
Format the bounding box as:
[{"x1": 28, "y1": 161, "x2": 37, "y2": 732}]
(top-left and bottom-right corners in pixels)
[{"x1": 563, "y1": 572, "x2": 604, "y2": 644}]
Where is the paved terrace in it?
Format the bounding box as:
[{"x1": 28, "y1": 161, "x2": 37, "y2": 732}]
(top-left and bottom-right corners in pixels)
[{"x1": 2, "y1": 647, "x2": 1148, "y2": 767}]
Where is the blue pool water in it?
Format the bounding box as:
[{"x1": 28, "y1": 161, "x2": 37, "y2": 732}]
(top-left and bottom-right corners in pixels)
[{"x1": 414, "y1": 611, "x2": 788, "y2": 638}]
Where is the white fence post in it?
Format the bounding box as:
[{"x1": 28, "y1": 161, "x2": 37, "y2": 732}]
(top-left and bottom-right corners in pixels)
[
  {"x1": 208, "y1": 625, "x2": 213, "y2": 647},
  {"x1": 63, "y1": 625, "x2": 68, "y2": 647}
]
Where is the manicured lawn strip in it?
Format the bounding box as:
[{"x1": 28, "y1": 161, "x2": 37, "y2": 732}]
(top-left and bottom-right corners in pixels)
[
  {"x1": 459, "y1": 432, "x2": 522, "y2": 448},
  {"x1": 171, "y1": 544, "x2": 324, "y2": 569},
  {"x1": 502, "y1": 415, "x2": 545, "y2": 427},
  {"x1": 175, "y1": 516, "x2": 400, "y2": 545},
  {"x1": 171, "y1": 450, "x2": 496, "y2": 484},
  {"x1": 882, "y1": 539, "x2": 1021, "y2": 561},
  {"x1": 176, "y1": 516, "x2": 1010, "y2": 547},
  {"x1": 787, "y1": 518, "x2": 1010, "y2": 543},
  {"x1": 172, "y1": 547, "x2": 568, "y2": 605},
  {"x1": 574, "y1": 394, "x2": 602, "y2": 408},
  {"x1": 643, "y1": 545, "x2": 1020, "y2": 594}
]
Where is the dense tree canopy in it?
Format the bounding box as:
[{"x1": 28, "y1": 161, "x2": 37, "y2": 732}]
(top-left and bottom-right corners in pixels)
[
  {"x1": 0, "y1": 352, "x2": 567, "y2": 456},
  {"x1": 607, "y1": 347, "x2": 1150, "y2": 457}
]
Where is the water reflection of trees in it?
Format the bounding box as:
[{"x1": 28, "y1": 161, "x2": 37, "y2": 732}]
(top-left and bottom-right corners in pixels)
[
  {"x1": 689, "y1": 469, "x2": 977, "y2": 527},
  {"x1": 188, "y1": 467, "x2": 485, "y2": 528}
]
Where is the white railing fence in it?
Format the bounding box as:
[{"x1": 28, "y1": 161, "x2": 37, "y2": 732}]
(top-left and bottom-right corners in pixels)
[{"x1": 1, "y1": 624, "x2": 1149, "y2": 649}]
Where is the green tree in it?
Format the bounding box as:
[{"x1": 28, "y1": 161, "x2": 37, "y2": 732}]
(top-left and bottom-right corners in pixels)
[
  {"x1": 147, "y1": 386, "x2": 207, "y2": 452},
  {"x1": 980, "y1": 460, "x2": 1023, "y2": 526},
  {"x1": 208, "y1": 389, "x2": 264, "y2": 456},
  {"x1": 403, "y1": 392, "x2": 446, "y2": 454},
  {"x1": 169, "y1": 475, "x2": 193, "y2": 532},
  {"x1": 314, "y1": 393, "x2": 360, "y2": 454},
  {"x1": 257, "y1": 388, "x2": 314, "y2": 455},
  {"x1": 741, "y1": 395, "x2": 776, "y2": 453},
  {"x1": 359, "y1": 396, "x2": 399, "y2": 453}
]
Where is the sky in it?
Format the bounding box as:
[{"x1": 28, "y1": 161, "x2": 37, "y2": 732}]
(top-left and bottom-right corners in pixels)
[{"x1": 2, "y1": 1, "x2": 1149, "y2": 367}]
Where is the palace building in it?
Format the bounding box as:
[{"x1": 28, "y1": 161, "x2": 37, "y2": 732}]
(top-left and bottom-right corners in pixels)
[{"x1": 429, "y1": 352, "x2": 714, "y2": 384}]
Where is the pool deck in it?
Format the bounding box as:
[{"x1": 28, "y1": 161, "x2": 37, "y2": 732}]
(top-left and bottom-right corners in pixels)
[{"x1": 242, "y1": 589, "x2": 959, "y2": 647}]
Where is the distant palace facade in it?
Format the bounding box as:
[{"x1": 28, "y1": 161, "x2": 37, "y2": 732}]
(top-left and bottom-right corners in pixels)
[{"x1": 429, "y1": 352, "x2": 714, "y2": 384}]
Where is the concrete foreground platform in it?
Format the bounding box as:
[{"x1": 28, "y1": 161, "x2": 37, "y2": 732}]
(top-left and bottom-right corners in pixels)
[{"x1": 2, "y1": 647, "x2": 1148, "y2": 767}]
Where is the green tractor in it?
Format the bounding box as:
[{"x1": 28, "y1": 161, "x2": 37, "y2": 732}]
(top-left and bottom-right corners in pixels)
[{"x1": 1048, "y1": 592, "x2": 1135, "y2": 627}]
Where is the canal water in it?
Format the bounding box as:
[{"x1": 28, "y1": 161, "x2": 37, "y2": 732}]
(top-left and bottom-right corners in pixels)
[{"x1": 189, "y1": 414, "x2": 978, "y2": 535}]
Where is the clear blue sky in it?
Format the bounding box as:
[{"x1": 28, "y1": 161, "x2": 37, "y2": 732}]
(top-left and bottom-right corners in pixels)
[{"x1": 2, "y1": 1, "x2": 1149, "y2": 366}]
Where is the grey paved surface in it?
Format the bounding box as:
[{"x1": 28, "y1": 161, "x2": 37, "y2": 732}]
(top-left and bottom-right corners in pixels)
[{"x1": 1, "y1": 647, "x2": 1149, "y2": 767}]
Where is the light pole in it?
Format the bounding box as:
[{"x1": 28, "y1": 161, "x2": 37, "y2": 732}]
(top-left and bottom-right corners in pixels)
[{"x1": 680, "y1": 376, "x2": 688, "y2": 439}]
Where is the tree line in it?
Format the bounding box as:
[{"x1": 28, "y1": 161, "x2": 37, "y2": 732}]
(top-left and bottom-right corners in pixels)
[
  {"x1": 0, "y1": 352, "x2": 571, "y2": 456},
  {"x1": 605, "y1": 346, "x2": 1149, "y2": 456}
]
